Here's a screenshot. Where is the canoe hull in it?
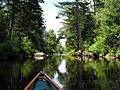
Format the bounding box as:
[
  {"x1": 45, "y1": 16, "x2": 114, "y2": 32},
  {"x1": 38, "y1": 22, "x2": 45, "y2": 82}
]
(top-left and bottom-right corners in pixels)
[{"x1": 24, "y1": 72, "x2": 62, "y2": 90}]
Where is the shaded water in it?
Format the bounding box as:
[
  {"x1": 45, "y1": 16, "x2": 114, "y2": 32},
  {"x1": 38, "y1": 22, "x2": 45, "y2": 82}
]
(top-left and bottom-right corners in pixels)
[{"x1": 0, "y1": 56, "x2": 120, "y2": 90}]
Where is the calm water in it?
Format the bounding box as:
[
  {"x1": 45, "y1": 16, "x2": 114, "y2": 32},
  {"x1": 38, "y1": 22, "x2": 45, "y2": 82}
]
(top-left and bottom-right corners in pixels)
[{"x1": 0, "y1": 56, "x2": 120, "y2": 90}]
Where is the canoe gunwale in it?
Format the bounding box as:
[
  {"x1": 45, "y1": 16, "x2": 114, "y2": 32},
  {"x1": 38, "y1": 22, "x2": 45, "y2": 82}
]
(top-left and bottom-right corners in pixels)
[{"x1": 24, "y1": 72, "x2": 62, "y2": 90}]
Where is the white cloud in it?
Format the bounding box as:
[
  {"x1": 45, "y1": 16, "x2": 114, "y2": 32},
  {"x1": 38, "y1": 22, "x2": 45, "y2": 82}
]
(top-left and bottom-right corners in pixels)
[
  {"x1": 43, "y1": 10, "x2": 62, "y2": 32},
  {"x1": 41, "y1": 3, "x2": 63, "y2": 33}
]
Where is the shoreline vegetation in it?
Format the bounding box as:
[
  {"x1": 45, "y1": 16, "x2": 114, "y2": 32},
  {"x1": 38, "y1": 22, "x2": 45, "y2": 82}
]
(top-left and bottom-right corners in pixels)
[{"x1": 0, "y1": 0, "x2": 120, "y2": 61}]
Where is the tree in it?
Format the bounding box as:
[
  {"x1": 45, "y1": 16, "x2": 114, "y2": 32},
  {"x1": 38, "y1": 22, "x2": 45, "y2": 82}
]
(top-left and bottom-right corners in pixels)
[
  {"x1": 89, "y1": 0, "x2": 120, "y2": 55},
  {"x1": 56, "y1": 0, "x2": 95, "y2": 53},
  {"x1": 44, "y1": 29, "x2": 63, "y2": 54},
  {"x1": 0, "y1": 0, "x2": 45, "y2": 59}
]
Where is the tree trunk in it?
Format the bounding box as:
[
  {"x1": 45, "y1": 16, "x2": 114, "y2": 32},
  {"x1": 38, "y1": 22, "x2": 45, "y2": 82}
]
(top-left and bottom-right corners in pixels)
[
  {"x1": 9, "y1": 3, "x2": 15, "y2": 39},
  {"x1": 75, "y1": 0, "x2": 83, "y2": 55}
]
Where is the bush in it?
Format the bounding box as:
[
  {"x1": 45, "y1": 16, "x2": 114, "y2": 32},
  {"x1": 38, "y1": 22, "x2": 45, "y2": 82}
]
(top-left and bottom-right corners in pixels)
[
  {"x1": 0, "y1": 40, "x2": 19, "y2": 59},
  {"x1": 21, "y1": 37, "x2": 34, "y2": 55},
  {"x1": 66, "y1": 49, "x2": 75, "y2": 55},
  {"x1": 89, "y1": 36, "x2": 106, "y2": 54}
]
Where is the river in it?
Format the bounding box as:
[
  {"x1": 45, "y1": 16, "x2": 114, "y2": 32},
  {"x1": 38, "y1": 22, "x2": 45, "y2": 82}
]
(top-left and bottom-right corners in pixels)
[{"x1": 0, "y1": 56, "x2": 120, "y2": 90}]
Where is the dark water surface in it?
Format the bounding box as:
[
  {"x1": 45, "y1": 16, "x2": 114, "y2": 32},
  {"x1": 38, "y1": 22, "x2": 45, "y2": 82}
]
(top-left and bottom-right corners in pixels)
[{"x1": 0, "y1": 56, "x2": 120, "y2": 90}]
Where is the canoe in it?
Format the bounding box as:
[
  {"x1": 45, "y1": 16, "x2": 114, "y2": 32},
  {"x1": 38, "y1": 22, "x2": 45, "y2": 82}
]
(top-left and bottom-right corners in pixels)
[{"x1": 24, "y1": 72, "x2": 62, "y2": 90}]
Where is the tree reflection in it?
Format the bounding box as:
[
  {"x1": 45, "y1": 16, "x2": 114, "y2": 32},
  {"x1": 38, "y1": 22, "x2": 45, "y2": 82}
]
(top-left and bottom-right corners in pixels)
[
  {"x1": 21, "y1": 59, "x2": 46, "y2": 89},
  {"x1": 65, "y1": 56, "x2": 84, "y2": 90},
  {"x1": 84, "y1": 60, "x2": 120, "y2": 90},
  {"x1": 0, "y1": 57, "x2": 119, "y2": 90},
  {"x1": 65, "y1": 57, "x2": 120, "y2": 90},
  {"x1": 42, "y1": 56, "x2": 61, "y2": 78}
]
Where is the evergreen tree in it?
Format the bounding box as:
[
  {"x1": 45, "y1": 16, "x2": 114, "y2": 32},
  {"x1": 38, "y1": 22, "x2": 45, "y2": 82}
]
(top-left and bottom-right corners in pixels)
[
  {"x1": 56, "y1": 0, "x2": 95, "y2": 52},
  {"x1": 0, "y1": 0, "x2": 45, "y2": 59}
]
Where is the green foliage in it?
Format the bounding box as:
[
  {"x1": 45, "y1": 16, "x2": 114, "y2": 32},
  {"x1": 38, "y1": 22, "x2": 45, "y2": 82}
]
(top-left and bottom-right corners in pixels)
[
  {"x1": 85, "y1": 60, "x2": 106, "y2": 79},
  {"x1": 89, "y1": 35, "x2": 106, "y2": 54},
  {"x1": 93, "y1": 0, "x2": 120, "y2": 55},
  {"x1": 21, "y1": 37, "x2": 34, "y2": 55},
  {"x1": 56, "y1": 1, "x2": 95, "y2": 53},
  {"x1": 21, "y1": 59, "x2": 45, "y2": 77},
  {"x1": 84, "y1": 60, "x2": 120, "y2": 90},
  {"x1": 55, "y1": 43, "x2": 63, "y2": 53},
  {"x1": 116, "y1": 47, "x2": 120, "y2": 55},
  {"x1": 66, "y1": 30, "x2": 78, "y2": 52},
  {"x1": 56, "y1": 0, "x2": 120, "y2": 56},
  {"x1": 43, "y1": 56, "x2": 61, "y2": 78},
  {"x1": 0, "y1": 0, "x2": 45, "y2": 59},
  {"x1": 21, "y1": 60, "x2": 33, "y2": 77},
  {"x1": 44, "y1": 29, "x2": 63, "y2": 54},
  {"x1": 66, "y1": 49, "x2": 75, "y2": 55},
  {"x1": 0, "y1": 40, "x2": 19, "y2": 57},
  {"x1": 1, "y1": 0, "x2": 120, "y2": 58}
]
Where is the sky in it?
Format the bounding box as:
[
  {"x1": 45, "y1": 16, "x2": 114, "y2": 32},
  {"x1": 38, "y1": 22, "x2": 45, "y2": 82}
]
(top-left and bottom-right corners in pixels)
[
  {"x1": 40, "y1": 0, "x2": 68, "y2": 46},
  {"x1": 40, "y1": 0, "x2": 66, "y2": 32},
  {"x1": 40, "y1": 0, "x2": 94, "y2": 46},
  {"x1": 40, "y1": 0, "x2": 93, "y2": 32}
]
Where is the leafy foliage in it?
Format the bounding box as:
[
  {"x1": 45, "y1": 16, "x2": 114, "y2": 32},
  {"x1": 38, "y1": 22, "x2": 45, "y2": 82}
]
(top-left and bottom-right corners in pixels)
[
  {"x1": 90, "y1": 0, "x2": 120, "y2": 55},
  {"x1": 44, "y1": 29, "x2": 63, "y2": 54},
  {"x1": 56, "y1": 0, "x2": 95, "y2": 53},
  {"x1": 0, "y1": 0, "x2": 45, "y2": 59}
]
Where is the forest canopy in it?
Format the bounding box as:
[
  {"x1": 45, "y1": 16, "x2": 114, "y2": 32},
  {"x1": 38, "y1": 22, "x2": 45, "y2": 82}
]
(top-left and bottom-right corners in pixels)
[{"x1": 0, "y1": 0, "x2": 120, "y2": 60}]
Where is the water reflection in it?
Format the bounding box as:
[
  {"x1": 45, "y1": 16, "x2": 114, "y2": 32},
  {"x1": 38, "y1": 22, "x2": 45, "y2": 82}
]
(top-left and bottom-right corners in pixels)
[
  {"x1": 0, "y1": 56, "x2": 120, "y2": 90},
  {"x1": 53, "y1": 72, "x2": 63, "y2": 88},
  {"x1": 58, "y1": 59, "x2": 67, "y2": 74},
  {"x1": 63, "y1": 56, "x2": 120, "y2": 90}
]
